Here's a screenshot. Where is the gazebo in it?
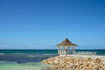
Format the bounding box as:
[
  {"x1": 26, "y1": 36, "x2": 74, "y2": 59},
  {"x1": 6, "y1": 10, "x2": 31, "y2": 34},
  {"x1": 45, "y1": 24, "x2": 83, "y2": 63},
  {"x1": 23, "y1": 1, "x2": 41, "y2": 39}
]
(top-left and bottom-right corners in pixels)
[{"x1": 56, "y1": 38, "x2": 77, "y2": 55}]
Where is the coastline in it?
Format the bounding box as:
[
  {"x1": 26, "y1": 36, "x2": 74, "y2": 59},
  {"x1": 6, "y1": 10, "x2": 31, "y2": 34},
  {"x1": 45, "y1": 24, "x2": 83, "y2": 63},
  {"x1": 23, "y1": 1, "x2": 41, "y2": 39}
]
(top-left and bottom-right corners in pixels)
[
  {"x1": 0, "y1": 50, "x2": 105, "y2": 70},
  {"x1": 65, "y1": 55, "x2": 105, "y2": 62}
]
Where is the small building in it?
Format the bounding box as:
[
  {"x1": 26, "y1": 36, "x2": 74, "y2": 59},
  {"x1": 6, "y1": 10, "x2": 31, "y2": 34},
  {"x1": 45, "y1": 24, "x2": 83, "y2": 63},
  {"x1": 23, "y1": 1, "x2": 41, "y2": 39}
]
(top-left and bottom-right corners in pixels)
[{"x1": 56, "y1": 38, "x2": 77, "y2": 55}]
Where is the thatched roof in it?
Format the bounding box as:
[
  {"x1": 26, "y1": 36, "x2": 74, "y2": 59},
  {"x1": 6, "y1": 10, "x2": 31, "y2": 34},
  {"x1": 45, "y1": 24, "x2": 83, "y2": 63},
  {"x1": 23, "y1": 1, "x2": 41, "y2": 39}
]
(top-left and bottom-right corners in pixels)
[{"x1": 56, "y1": 38, "x2": 77, "y2": 47}]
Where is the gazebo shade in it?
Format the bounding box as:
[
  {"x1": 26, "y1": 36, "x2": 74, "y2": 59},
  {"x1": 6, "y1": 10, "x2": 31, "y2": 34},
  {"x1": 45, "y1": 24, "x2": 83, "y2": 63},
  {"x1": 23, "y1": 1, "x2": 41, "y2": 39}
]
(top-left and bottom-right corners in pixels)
[{"x1": 56, "y1": 38, "x2": 77, "y2": 47}]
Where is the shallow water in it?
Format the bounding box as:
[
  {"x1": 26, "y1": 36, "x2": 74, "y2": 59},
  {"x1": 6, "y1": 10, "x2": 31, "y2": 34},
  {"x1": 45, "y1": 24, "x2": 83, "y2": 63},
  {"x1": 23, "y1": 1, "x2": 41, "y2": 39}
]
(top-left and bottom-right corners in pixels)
[{"x1": 0, "y1": 61, "x2": 50, "y2": 70}]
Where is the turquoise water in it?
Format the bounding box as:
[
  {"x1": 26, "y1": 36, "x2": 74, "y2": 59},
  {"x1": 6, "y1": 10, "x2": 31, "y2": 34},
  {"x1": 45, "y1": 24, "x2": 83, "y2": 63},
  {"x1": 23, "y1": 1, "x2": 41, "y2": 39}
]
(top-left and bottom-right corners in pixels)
[
  {"x1": 0, "y1": 50, "x2": 105, "y2": 70},
  {"x1": 0, "y1": 61, "x2": 50, "y2": 70}
]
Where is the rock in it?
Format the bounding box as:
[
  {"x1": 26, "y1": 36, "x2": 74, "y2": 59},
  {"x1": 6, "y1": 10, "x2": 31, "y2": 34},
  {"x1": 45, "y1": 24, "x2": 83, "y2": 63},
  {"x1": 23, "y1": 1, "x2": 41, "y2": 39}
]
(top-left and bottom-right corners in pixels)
[
  {"x1": 95, "y1": 67, "x2": 99, "y2": 70},
  {"x1": 42, "y1": 56, "x2": 105, "y2": 70}
]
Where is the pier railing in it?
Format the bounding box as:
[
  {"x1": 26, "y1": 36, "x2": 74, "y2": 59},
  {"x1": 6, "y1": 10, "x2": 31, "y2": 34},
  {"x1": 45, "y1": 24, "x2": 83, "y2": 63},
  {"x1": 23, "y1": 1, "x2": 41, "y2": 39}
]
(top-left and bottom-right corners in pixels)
[
  {"x1": 73, "y1": 52, "x2": 96, "y2": 56},
  {"x1": 58, "y1": 49, "x2": 66, "y2": 55},
  {"x1": 58, "y1": 50, "x2": 96, "y2": 56}
]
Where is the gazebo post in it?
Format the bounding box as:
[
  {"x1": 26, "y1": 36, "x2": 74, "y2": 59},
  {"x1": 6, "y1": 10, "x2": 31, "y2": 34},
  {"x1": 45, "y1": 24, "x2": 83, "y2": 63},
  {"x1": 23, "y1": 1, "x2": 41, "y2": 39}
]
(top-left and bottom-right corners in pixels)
[
  {"x1": 72, "y1": 47, "x2": 75, "y2": 53},
  {"x1": 63, "y1": 46, "x2": 66, "y2": 55},
  {"x1": 67, "y1": 46, "x2": 70, "y2": 54},
  {"x1": 57, "y1": 46, "x2": 60, "y2": 54}
]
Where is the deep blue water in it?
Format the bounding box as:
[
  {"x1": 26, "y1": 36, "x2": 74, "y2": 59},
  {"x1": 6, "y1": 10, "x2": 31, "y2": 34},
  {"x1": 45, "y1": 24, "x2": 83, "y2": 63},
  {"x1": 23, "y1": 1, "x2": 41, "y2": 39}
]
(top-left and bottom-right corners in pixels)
[
  {"x1": 0, "y1": 49, "x2": 105, "y2": 63},
  {"x1": 0, "y1": 49, "x2": 105, "y2": 55}
]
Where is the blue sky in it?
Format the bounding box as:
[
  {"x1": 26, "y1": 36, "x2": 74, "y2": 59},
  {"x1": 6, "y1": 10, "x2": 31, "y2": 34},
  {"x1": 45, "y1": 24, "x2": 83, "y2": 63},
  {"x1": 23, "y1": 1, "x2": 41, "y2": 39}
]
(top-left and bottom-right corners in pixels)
[{"x1": 0, "y1": 0, "x2": 105, "y2": 49}]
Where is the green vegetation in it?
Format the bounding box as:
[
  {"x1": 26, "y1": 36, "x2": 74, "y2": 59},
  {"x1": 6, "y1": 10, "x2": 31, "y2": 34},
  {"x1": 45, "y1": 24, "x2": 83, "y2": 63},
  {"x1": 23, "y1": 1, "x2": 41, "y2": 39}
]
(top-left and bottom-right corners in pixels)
[
  {"x1": 95, "y1": 58, "x2": 100, "y2": 61},
  {"x1": 88, "y1": 58, "x2": 91, "y2": 60}
]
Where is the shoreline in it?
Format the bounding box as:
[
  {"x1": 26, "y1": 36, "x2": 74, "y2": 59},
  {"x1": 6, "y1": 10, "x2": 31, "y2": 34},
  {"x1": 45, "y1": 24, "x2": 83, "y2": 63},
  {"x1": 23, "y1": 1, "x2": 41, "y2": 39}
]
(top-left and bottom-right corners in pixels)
[{"x1": 61, "y1": 55, "x2": 105, "y2": 62}]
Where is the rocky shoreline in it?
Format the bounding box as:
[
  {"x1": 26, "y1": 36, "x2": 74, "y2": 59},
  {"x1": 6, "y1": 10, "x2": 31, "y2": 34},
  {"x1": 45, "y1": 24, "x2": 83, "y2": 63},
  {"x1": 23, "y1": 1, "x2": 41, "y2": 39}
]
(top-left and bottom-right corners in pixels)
[{"x1": 42, "y1": 56, "x2": 105, "y2": 70}]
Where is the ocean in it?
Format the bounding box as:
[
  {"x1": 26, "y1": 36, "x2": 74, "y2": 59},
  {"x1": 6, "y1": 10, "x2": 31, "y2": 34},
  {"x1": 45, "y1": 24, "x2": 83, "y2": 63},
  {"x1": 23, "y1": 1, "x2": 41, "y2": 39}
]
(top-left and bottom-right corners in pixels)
[{"x1": 0, "y1": 49, "x2": 105, "y2": 70}]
